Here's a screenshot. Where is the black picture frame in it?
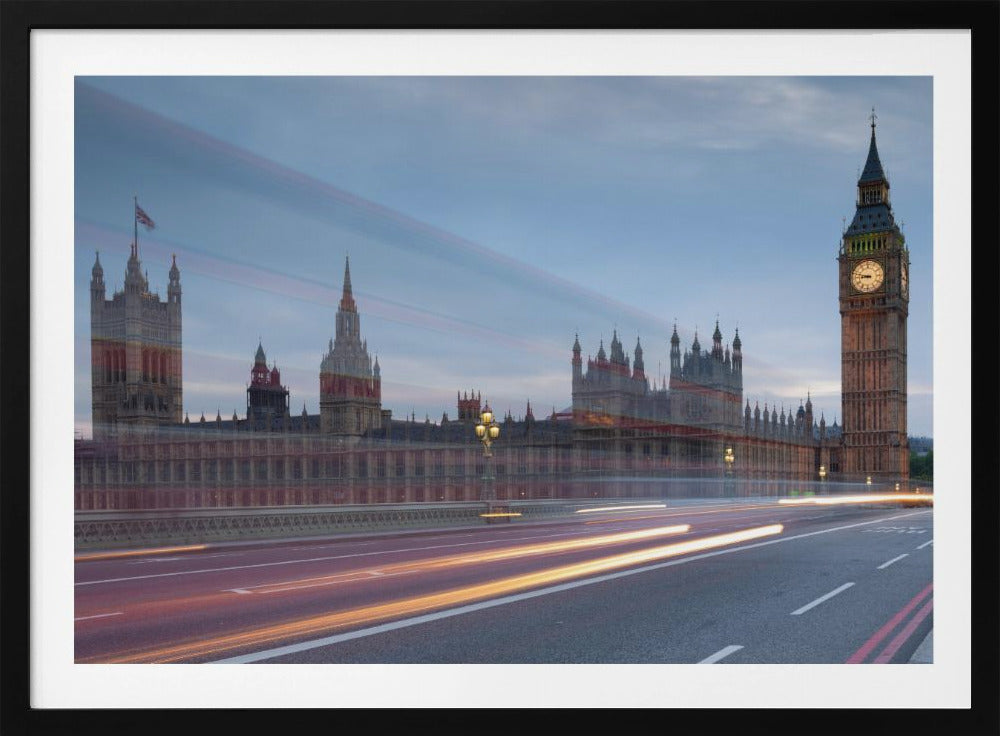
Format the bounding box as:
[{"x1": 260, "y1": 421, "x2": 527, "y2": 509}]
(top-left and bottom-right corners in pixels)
[{"x1": 2, "y1": 1, "x2": 997, "y2": 733}]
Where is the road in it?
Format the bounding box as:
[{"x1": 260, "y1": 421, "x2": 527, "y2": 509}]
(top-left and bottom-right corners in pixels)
[{"x1": 74, "y1": 497, "x2": 933, "y2": 664}]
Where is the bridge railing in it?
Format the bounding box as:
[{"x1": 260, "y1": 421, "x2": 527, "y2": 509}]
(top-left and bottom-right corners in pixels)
[{"x1": 73, "y1": 499, "x2": 589, "y2": 550}]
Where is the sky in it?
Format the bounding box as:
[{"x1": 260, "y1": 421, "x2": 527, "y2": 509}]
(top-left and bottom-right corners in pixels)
[{"x1": 74, "y1": 76, "x2": 933, "y2": 438}]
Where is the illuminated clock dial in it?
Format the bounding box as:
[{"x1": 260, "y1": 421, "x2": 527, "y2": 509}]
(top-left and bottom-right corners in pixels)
[
  {"x1": 851, "y1": 259, "x2": 884, "y2": 293},
  {"x1": 901, "y1": 263, "x2": 909, "y2": 297}
]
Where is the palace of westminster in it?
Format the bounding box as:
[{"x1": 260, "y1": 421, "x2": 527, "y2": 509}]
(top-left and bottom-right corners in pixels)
[{"x1": 74, "y1": 121, "x2": 911, "y2": 510}]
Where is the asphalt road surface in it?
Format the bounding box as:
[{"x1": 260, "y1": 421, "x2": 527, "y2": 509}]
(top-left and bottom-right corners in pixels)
[{"x1": 74, "y1": 497, "x2": 933, "y2": 664}]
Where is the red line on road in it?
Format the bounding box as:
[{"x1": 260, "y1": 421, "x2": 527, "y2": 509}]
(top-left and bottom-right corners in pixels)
[
  {"x1": 845, "y1": 582, "x2": 933, "y2": 664},
  {"x1": 873, "y1": 598, "x2": 934, "y2": 664}
]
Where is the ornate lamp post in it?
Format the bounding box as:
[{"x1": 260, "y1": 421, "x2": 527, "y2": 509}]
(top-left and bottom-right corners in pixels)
[
  {"x1": 724, "y1": 446, "x2": 735, "y2": 497},
  {"x1": 819, "y1": 464, "x2": 827, "y2": 482},
  {"x1": 475, "y1": 405, "x2": 500, "y2": 503}
]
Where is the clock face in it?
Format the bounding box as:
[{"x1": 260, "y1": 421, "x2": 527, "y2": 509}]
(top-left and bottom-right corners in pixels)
[
  {"x1": 901, "y1": 263, "x2": 909, "y2": 297},
  {"x1": 851, "y1": 259, "x2": 884, "y2": 293}
]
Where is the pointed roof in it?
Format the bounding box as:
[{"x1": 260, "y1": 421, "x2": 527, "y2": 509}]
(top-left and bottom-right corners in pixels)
[
  {"x1": 254, "y1": 341, "x2": 267, "y2": 365},
  {"x1": 92, "y1": 251, "x2": 103, "y2": 278},
  {"x1": 713, "y1": 319, "x2": 722, "y2": 342},
  {"x1": 859, "y1": 115, "x2": 888, "y2": 184},
  {"x1": 573, "y1": 333, "x2": 581, "y2": 352}
]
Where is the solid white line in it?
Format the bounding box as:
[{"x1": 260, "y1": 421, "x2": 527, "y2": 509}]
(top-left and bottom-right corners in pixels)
[
  {"x1": 698, "y1": 645, "x2": 744, "y2": 664},
  {"x1": 916, "y1": 539, "x2": 933, "y2": 550},
  {"x1": 211, "y1": 511, "x2": 930, "y2": 663},
  {"x1": 74, "y1": 611, "x2": 123, "y2": 622},
  {"x1": 877, "y1": 553, "x2": 909, "y2": 570},
  {"x1": 790, "y1": 582, "x2": 855, "y2": 615}
]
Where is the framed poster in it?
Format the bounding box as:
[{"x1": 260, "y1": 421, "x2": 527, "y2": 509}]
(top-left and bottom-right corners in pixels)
[{"x1": 2, "y1": 0, "x2": 997, "y2": 731}]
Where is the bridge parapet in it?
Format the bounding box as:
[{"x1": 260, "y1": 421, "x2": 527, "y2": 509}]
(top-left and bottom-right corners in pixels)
[{"x1": 74, "y1": 500, "x2": 578, "y2": 550}]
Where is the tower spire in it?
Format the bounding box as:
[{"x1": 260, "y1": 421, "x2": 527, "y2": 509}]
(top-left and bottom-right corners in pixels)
[{"x1": 340, "y1": 255, "x2": 356, "y2": 312}]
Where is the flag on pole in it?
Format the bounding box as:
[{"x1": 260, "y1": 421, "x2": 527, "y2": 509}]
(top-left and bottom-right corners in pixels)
[{"x1": 135, "y1": 203, "x2": 156, "y2": 230}]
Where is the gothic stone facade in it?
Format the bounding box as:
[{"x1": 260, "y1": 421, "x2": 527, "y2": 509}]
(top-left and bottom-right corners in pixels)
[
  {"x1": 76, "y1": 122, "x2": 912, "y2": 510},
  {"x1": 89, "y1": 244, "x2": 182, "y2": 439}
]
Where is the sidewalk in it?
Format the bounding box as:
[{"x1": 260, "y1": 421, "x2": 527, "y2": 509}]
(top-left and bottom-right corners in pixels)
[{"x1": 909, "y1": 629, "x2": 933, "y2": 663}]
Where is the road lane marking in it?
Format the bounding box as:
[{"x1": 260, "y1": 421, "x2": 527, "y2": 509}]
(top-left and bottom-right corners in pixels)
[
  {"x1": 790, "y1": 582, "x2": 855, "y2": 615},
  {"x1": 872, "y1": 597, "x2": 934, "y2": 663},
  {"x1": 75, "y1": 531, "x2": 584, "y2": 587},
  {"x1": 846, "y1": 583, "x2": 933, "y2": 663},
  {"x1": 214, "y1": 526, "x2": 692, "y2": 596},
  {"x1": 228, "y1": 569, "x2": 411, "y2": 595},
  {"x1": 699, "y1": 645, "x2": 744, "y2": 664},
  {"x1": 877, "y1": 554, "x2": 908, "y2": 570},
  {"x1": 75, "y1": 611, "x2": 123, "y2": 622},
  {"x1": 258, "y1": 570, "x2": 412, "y2": 594},
  {"x1": 916, "y1": 539, "x2": 933, "y2": 550},
  {"x1": 90, "y1": 525, "x2": 783, "y2": 663},
  {"x1": 77, "y1": 508, "x2": 931, "y2": 588},
  {"x1": 198, "y1": 514, "x2": 930, "y2": 664}
]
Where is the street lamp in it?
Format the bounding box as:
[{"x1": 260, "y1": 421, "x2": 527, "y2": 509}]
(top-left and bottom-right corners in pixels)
[
  {"x1": 866, "y1": 475, "x2": 872, "y2": 490},
  {"x1": 723, "y1": 446, "x2": 735, "y2": 497},
  {"x1": 475, "y1": 406, "x2": 500, "y2": 503},
  {"x1": 819, "y1": 465, "x2": 827, "y2": 482}
]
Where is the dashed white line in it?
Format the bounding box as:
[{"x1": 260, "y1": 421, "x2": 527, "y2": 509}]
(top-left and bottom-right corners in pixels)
[
  {"x1": 75, "y1": 611, "x2": 123, "y2": 622},
  {"x1": 916, "y1": 539, "x2": 933, "y2": 550},
  {"x1": 791, "y1": 582, "x2": 855, "y2": 615},
  {"x1": 877, "y1": 553, "x2": 909, "y2": 570},
  {"x1": 210, "y1": 512, "x2": 929, "y2": 663},
  {"x1": 699, "y1": 645, "x2": 744, "y2": 664}
]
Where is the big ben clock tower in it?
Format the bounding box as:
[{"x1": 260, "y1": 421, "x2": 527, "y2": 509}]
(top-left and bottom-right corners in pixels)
[{"x1": 839, "y1": 111, "x2": 910, "y2": 483}]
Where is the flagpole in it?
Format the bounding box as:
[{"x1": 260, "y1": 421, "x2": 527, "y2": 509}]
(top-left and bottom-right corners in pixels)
[{"x1": 133, "y1": 195, "x2": 138, "y2": 255}]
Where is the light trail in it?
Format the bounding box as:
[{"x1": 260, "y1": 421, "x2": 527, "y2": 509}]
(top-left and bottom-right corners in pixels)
[
  {"x1": 75, "y1": 544, "x2": 208, "y2": 562},
  {"x1": 74, "y1": 524, "x2": 692, "y2": 619},
  {"x1": 582, "y1": 502, "x2": 777, "y2": 525},
  {"x1": 222, "y1": 523, "x2": 693, "y2": 595},
  {"x1": 81, "y1": 523, "x2": 782, "y2": 663},
  {"x1": 779, "y1": 493, "x2": 933, "y2": 506},
  {"x1": 575, "y1": 504, "x2": 667, "y2": 514}
]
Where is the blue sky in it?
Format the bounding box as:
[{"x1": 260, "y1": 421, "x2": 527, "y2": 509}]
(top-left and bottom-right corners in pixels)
[{"x1": 74, "y1": 76, "x2": 933, "y2": 437}]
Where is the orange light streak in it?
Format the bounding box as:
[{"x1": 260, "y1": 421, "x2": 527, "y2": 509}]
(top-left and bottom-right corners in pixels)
[
  {"x1": 83, "y1": 524, "x2": 781, "y2": 664},
  {"x1": 779, "y1": 494, "x2": 934, "y2": 506},
  {"x1": 75, "y1": 544, "x2": 209, "y2": 562},
  {"x1": 226, "y1": 523, "x2": 694, "y2": 593},
  {"x1": 479, "y1": 512, "x2": 523, "y2": 518}
]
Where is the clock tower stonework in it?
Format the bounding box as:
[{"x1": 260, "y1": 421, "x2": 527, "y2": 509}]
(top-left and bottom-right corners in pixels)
[{"x1": 838, "y1": 114, "x2": 910, "y2": 482}]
